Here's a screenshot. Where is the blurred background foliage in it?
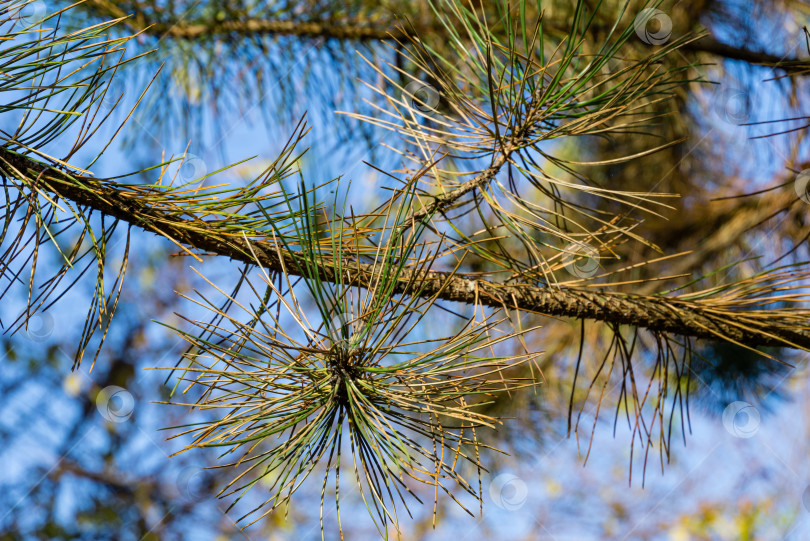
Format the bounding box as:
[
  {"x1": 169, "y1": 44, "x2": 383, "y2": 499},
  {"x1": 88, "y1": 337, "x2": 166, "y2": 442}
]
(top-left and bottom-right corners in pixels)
[{"x1": 2, "y1": 0, "x2": 810, "y2": 539}]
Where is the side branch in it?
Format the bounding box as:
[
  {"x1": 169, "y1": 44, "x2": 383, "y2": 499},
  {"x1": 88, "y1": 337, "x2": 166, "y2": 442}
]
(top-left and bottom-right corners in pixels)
[
  {"x1": 408, "y1": 151, "x2": 510, "y2": 224},
  {"x1": 3, "y1": 147, "x2": 809, "y2": 350}
]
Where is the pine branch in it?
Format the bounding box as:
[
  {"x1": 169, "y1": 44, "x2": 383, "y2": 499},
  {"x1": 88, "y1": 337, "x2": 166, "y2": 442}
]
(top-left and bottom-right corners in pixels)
[
  {"x1": 405, "y1": 144, "x2": 511, "y2": 225},
  {"x1": 5, "y1": 1, "x2": 810, "y2": 533},
  {"x1": 681, "y1": 36, "x2": 803, "y2": 69},
  {"x1": 86, "y1": 3, "x2": 809, "y2": 71},
  {"x1": 4, "y1": 146, "x2": 809, "y2": 351}
]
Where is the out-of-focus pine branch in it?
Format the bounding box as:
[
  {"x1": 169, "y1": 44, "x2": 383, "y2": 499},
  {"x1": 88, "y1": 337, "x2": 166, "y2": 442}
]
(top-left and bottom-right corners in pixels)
[{"x1": 82, "y1": 0, "x2": 810, "y2": 69}]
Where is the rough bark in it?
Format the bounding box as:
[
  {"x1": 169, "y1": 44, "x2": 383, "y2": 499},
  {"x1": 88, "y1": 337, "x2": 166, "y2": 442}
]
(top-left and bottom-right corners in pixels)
[{"x1": 3, "y1": 147, "x2": 809, "y2": 350}]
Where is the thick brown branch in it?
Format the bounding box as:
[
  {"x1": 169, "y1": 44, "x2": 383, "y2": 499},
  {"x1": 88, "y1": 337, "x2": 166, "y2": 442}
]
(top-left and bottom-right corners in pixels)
[
  {"x1": 156, "y1": 19, "x2": 399, "y2": 41},
  {"x1": 681, "y1": 37, "x2": 802, "y2": 68},
  {"x1": 103, "y1": 10, "x2": 809, "y2": 69},
  {"x1": 3, "y1": 147, "x2": 809, "y2": 351}
]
